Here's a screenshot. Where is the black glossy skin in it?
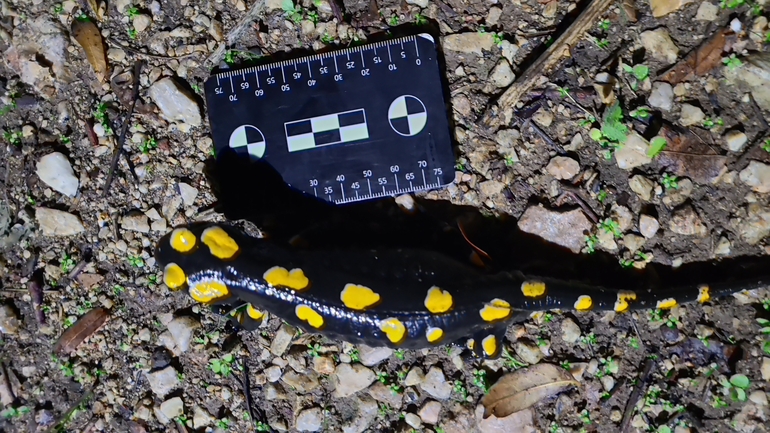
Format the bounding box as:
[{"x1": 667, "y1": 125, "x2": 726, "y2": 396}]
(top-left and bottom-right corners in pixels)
[{"x1": 155, "y1": 222, "x2": 770, "y2": 351}]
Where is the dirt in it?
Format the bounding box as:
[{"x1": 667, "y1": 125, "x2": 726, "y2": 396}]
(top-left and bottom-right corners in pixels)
[{"x1": 0, "y1": 0, "x2": 769, "y2": 432}]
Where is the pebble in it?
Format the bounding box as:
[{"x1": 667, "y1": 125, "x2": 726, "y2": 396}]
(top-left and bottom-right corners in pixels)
[
  {"x1": 517, "y1": 205, "x2": 593, "y2": 254},
  {"x1": 147, "y1": 366, "x2": 181, "y2": 398},
  {"x1": 420, "y1": 367, "x2": 453, "y2": 400},
  {"x1": 669, "y1": 205, "x2": 708, "y2": 237},
  {"x1": 0, "y1": 304, "x2": 21, "y2": 334},
  {"x1": 725, "y1": 131, "x2": 749, "y2": 152},
  {"x1": 761, "y1": 358, "x2": 770, "y2": 381},
  {"x1": 35, "y1": 207, "x2": 85, "y2": 236},
  {"x1": 640, "y1": 28, "x2": 679, "y2": 63},
  {"x1": 167, "y1": 316, "x2": 200, "y2": 353},
  {"x1": 629, "y1": 175, "x2": 654, "y2": 201},
  {"x1": 177, "y1": 182, "x2": 198, "y2": 206},
  {"x1": 193, "y1": 405, "x2": 215, "y2": 428},
  {"x1": 639, "y1": 214, "x2": 660, "y2": 238},
  {"x1": 714, "y1": 236, "x2": 731, "y2": 256},
  {"x1": 737, "y1": 203, "x2": 770, "y2": 245},
  {"x1": 615, "y1": 133, "x2": 652, "y2": 170},
  {"x1": 133, "y1": 14, "x2": 152, "y2": 32},
  {"x1": 560, "y1": 318, "x2": 581, "y2": 343},
  {"x1": 749, "y1": 391, "x2": 768, "y2": 406},
  {"x1": 121, "y1": 213, "x2": 150, "y2": 233},
  {"x1": 342, "y1": 396, "x2": 378, "y2": 433},
  {"x1": 613, "y1": 205, "x2": 633, "y2": 230},
  {"x1": 662, "y1": 178, "x2": 693, "y2": 208},
  {"x1": 679, "y1": 104, "x2": 705, "y2": 127},
  {"x1": 724, "y1": 54, "x2": 770, "y2": 112},
  {"x1": 159, "y1": 397, "x2": 184, "y2": 420},
  {"x1": 499, "y1": 40, "x2": 519, "y2": 65},
  {"x1": 419, "y1": 400, "x2": 442, "y2": 424},
  {"x1": 405, "y1": 413, "x2": 422, "y2": 429},
  {"x1": 265, "y1": 366, "x2": 282, "y2": 382},
  {"x1": 489, "y1": 59, "x2": 515, "y2": 88},
  {"x1": 312, "y1": 356, "x2": 335, "y2": 375},
  {"x1": 148, "y1": 77, "x2": 202, "y2": 127},
  {"x1": 270, "y1": 323, "x2": 295, "y2": 356},
  {"x1": 648, "y1": 82, "x2": 674, "y2": 111},
  {"x1": 405, "y1": 0, "x2": 429, "y2": 7},
  {"x1": 442, "y1": 32, "x2": 495, "y2": 55},
  {"x1": 333, "y1": 363, "x2": 376, "y2": 397},
  {"x1": 479, "y1": 180, "x2": 505, "y2": 198},
  {"x1": 514, "y1": 341, "x2": 543, "y2": 364},
  {"x1": 532, "y1": 108, "x2": 554, "y2": 127},
  {"x1": 36, "y1": 152, "x2": 79, "y2": 197},
  {"x1": 282, "y1": 370, "x2": 320, "y2": 393},
  {"x1": 357, "y1": 344, "x2": 392, "y2": 366},
  {"x1": 695, "y1": 2, "x2": 719, "y2": 20},
  {"x1": 395, "y1": 194, "x2": 416, "y2": 212},
  {"x1": 622, "y1": 234, "x2": 646, "y2": 253},
  {"x1": 477, "y1": 406, "x2": 536, "y2": 433},
  {"x1": 593, "y1": 72, "x2": 615, "y2": 105},
  {"x1": 265, "y1": 0, "x2": 285, "y2": 11},
  {"x1": 368, "y1": 382, "x2": 403, "y2": 408},
  {"x1": 404, "y1": 367, "x2": 425, "y2": 386},
  {"x1": 486, "y1": 7, "x2": 502, "y2": 26},
  {"x1": 545, "y1": 156, "x2": 580, "y2": 180},
  {"x1": 739, "y1": 161, "x2": 770, "y2": 193},
  {"x1": 600, "y1": 376, "x2": 615, "y2": 392},
  {"x1": 296, "y1": 407, "x2": 323, "y2": 432}
]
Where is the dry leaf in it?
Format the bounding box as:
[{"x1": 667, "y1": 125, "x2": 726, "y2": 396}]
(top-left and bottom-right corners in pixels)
[
  {"x1": 53, "y1": 307, "x2": 109, "y2": 355},
  {"x1": 480, "y1": 363, "x2": 580, "y2": 419},
  {"x1": 71, "y1": 18, "x2": 108, "y2": 82},
  {"x1": 659, "y1": 29, "x2": 727, "y2": 85},
  {"x1": 655, "y1": 123, "x2": 727, "y2": 184}
]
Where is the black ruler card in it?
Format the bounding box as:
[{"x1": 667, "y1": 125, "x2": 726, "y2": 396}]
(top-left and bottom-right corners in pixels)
[{"x1": 204, "y1": 33, "x2": 455, "y2": 205}]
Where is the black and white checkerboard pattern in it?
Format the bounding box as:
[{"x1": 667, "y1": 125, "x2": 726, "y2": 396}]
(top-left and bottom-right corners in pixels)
[
  {"x1": 284, "y1": 109, "x2": 369, "y2": 153},
  {"x1": 388, "y1": 95, "x2": 427, "y2": 137}
]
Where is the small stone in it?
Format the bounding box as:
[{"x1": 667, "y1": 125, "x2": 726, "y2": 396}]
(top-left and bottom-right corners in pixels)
[
  {"x1": 679, "y1": 104, "x2": 705, "y2": 127},
  {"x1": 342, "y1": 396, "x2": 378, "y2": 433},
  {"x1": 739, "y1": 161, "x2": 770, "y2": 193},
  {"x1": 167, "y1": 316, "x2": 200, "y2": 354},
  {"x1": 333, "y1": 364, "x2": 376, "y2": 397},
  {"x1": 313, "y1": 356, "x2": 335, "y2": 375},
  {"x1": 270, "y1": 323, "x2": 295, "y2": 356},
  {"x1": 159, "y1": 397, "x2": 184, "y2": 420},
  {"x1": 730, "y1": 18, "x2": 742, "y2": 33},
  {"x1": 749, "y1": 391, "x2": 768, "y2": 406},
  {"x1": 395, "y1": 194, "x2": 415, "y2": 212},
  {"x1": 695, "y1": 2, "x2": 719, "y2": 20},
  {"x1": 405, "y1": 0, "x2": 429, "y2": 7},
  {"x1": 532, "y1": 108, "x2": 554, "y2": 127},
  {"x1": 265, "y1": 366, "x2": 282, "y2": 382},
  {"x1": 615, "y1": 133, "x2": 652, "y2": 170},
  {"x1": 669, "y1": 205, "x2": 708, "y2": 237},
  {"x1": 622, "y1": 234, "x2": 646, "y2": 253},
  {"x1": 479, "y1": 180, "x2": 505, "y2": 198},
  {"x1": 419, "y1": 400, "x2": 442, "y2": 424},
  {"x1": 714, "y1": 236, "x2": 731, "y2": 256},
  {"x1": 420, "y1": 367, "x2": 453, "y2": 400},
  {"x1": 545, "y1": 156, "x2": 580, "y2": 180},
  {"x1": 193, "y1": 406, "x2": 215, "y2": 428},
  {"x1": 35, "y1": 208, "x2": 85, "y2": 236},
  {"x1": 121, "y1": 213, "x2": 150, "y2": 233},
  {"x1": 133, "y1": 14, "x2": 152, "y2": 32},
  {"x1": 442, "y1": 32, "x2": 495, "y2": 55},
  {"x1": 648, "y1": 82, "x2": 674, "y2": 111},
  {"x1": 561, "y1": 318, "x2": 581, "y2": 343},
  {"x1": 515, "y1": 341, "x2": 543, "y2": 365},
  {"x1": 736, "y1": 203, "x2": 770, "y2": 245},
  {"x1": 36, "y1": 152, "x2": 79, "y2": 197},
  {"x1": 725, "y1": 131, "x2": 748, "y2": 152},
  {"x1": 404, "y1": 367, "x2": 425, "y2": 386},
  {"x1": 639, "y1": 214, "x2": 660, "y2": 238},
  {"x1": 489, "y1": 59, "x2": 515, "y2": 88},
  {"x1": 517, "y1": 205, "x2": 594, "y2": 254},
  {"x1": 405, "y1": 413, "x2": 422, "y2": 429},
  {"x1": 148, "y1": 77, "x2": 202, "y2": 127},
  {"x1": 750, "y1": 17, "x2": 769, "y2": 43},
  {"x1": 177, "y1": 182, "x2": 198, "y2": 206},
  {"x1": 629, "y1": 175, "x2": 654, "y2": 201},
  {"x1": 368, "y1": 382, "x2": 403, "y2": 408},
  {"x1": 761, "y1": 358, "x2": 770, "y2": 381},
  {"x1": 151, "y1": 219, "x2": 167, "y2": 232},
  {"x1": 593, "y1": 72, "x2": 616, "y2": 105},
  {"x1": 640, "y1": 28, "x2": 679, "y2": 63},
  {"x1": 600, "y1": 376, "x2": 615, "y2": 392},
  {"x1": 147, "y1": 366, "x2": 181, "y2": 398},
  {"x1": 662, "y1": 178, "x2": 693, "y2": 208},
  {"x1": 486, "y1": 7, "x2": 502, "y2": 26},
  {"x1": 499, "y1": 40, "x2": 519, "y2": 65},
  {"x1": 649, "y1": 0, "x2": 695, "y2": 18},
  {"x1": 0, "y1": 304, "x2": 21, "y2": 334},
  {"x1": 357, "y1": 344, "x2": 392, "y2": 367},
  {"x1": 296, "y1": 407, "x2": 323, "y2": 432}
]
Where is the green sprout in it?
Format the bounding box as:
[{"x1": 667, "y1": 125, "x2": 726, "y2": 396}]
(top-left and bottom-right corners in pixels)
[
  {"x1": 216, "y1": 419, "x2": 231, "y2": 429},
  {"x1": 209, "y1": 353, "x2": 235, "y2": 377},
  {"x1": 453, "y1": 380, "x2": 469, "y2": 401},
  {"x1": 599, "y1": 219, "x2": 622, "y2": 238},
  {"x1": 348, "y1": 348, "x2": 360, "y2": 363},
  {"x1": 321, "y1": 32, "x2": 334, "y2": 44},
  {"x1": 501, "y1": 346, "x2": 526, "y2": 369},
  {"x1": 762, "y1": 139, "x2": 770, "y2": 153},
  {"x1": 256, "y1": 421, "x2": 272, "y2": 431},
  {"x1": 139, "y1": 137, "x2": 158, "y2": 154},
  {"x1": 128, "y1": 256, "x2": 144, "y2": 268},
  {"x1": 661, "y1": 173, "x2": 678, "y2": 190},
  {"x1": 388, "y1": 15, "x2": 399, "y2": 26},
  {"x1": 93, "y1": 103, "x2": 113, "y2": 135},
  {"x1": 623, "y1": 64, "x2": 649, "y2": 81},
  {"x1": 127, "y1": 28, "x2": 138, "y2": 39},
  {"x1": 282, "y1": 0, "x2": 304, "y2": 23},
  {"x1": 3, "y1": 131, "x2": 22, "y2": 146},
  {"x1": 589, "y1": 102, "x2": 629, "y2": 158},
  {"x1": 307, "y1": 10, "x2": 319, "y2": 24},
  {"x1": 630, "y1": 107, "x2": 650, "y2": 120},
  {"x1": 585, "y1": 234, "x2": 598, "y2": 253},
  {"x1": 307, "y1": 343, "x2": 321, "y2": 357},
  {"x1": 492, "y1": 32, "x2": 504, "y2": 46},
  {"x1": 598, "y1": 19, "x2": 611, "y2": 31},
  {"x1": 1, "y1": 406, "x2": 31, "y2": 419},
  {"x1": 557, "y1": 86, "x2": 569, "y2": 98},
  {"x1": 394, "y1": 349, "x2": 405, "y2": 360},
  {"x1": 722, "y1": 54, "x2": 743, "y2": 70},
  {"x1": 472, "y1": 369, "x2": 489, "y2": 393},
  {"x1": 414, "y1": 13, "x2": 427, "y2": 25},
  {"x1": 720, "y1": 374, "x2": 750, "y2": 402},
  {"x1": 596, "y1": 38, "x2": 610, "y2": 49},
  {"x1": 702, "y1": 117, "x2": 723, "y2": 129},
  {"x1": 53, "y1": 4, "x2": 64, "y2": 14},
  {"x1": 647, "y1": 136, "x2": 667, "y2": 158}
]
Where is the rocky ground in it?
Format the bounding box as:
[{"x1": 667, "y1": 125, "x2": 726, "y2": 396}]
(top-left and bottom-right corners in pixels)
[{"x1": 1, "y1": 0, "x2": 770, "y2": 432}]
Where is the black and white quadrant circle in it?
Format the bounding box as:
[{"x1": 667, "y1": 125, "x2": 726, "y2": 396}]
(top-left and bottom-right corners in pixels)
[
  {"x1": 229, "y1": 125, "x2": 266, "y2": 158},
  {"x1": 388, "y1": 95, "x2": 427, "y2": 136}
]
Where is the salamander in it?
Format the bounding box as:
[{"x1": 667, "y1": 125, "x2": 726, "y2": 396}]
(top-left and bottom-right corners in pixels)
[{"x1": 154, "y1": 222, "x2": 769, "y2": 358}]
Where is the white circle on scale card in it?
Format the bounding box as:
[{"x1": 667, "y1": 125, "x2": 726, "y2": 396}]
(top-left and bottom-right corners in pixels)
[
  {"x1": 229, "y1": 125, "x2": 266, "y2": 158},
  {"x1": 388, "y1": 95, "x2": 427, "y2": 137}
]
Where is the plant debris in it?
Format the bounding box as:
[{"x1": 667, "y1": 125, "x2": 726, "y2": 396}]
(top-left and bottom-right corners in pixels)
[
  {"x1": 71, "y1": 17, "x2": 108, "y2": 82},
  {"x1": 52, "y1": 307, "x2": 109, "y2": 356}
]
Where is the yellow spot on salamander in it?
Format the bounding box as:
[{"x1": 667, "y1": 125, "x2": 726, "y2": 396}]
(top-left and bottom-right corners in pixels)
[
  {"x1": 201, "y1": 226, "x2": 240, "y2": 259},
  {"x1": 697, "y1": 285, "x2": 711, "y2": 303},
  {"x1": 614, "y1": 291, "x2": 637, "y2": 313},
  {"x1": 340, "y1": 284, "x2": 381, "y2": 310},
  {"x1": 163, "y1": 263, "x2": 186, "y2": 290},
  {"x1": 263, "y1": 266, "x2": 309, "y2": 291},
  {"x1": 426, "y1": 327, "x2": 444, "y2": 343},
  {"x1": 170, "y1": 228, "x2": 196, "y2": 253},
  {"x1": 479, "y1": 298, "x2": 512, "y2": 322},
  {"x1": 424, "y1": 286, "x2": 453, "y2": 314},
  {"x1": 295, "y1": 305, "x2": 324, "y2": 329},
  {"x1": 379, "y1": 318, "x2": 406, "y2": 344},
  {"x1": 189, "y1": 280, "x2": 229, "y2": 303},
  {"x1": 574, "y1": 295, "x2": 593, "y2": 311},
  {"x1": 520, "y1": 281, "x2": 546, "y2": 298},
  {"x1": 656, "y1": 298, "x2": 678, "y2": 310},
  {"x1": 247, "y1": 305, "x2": 264, "y2": 320},
  {"x1": 482, "y1": 335, "x2": 498, "y2": 357}
]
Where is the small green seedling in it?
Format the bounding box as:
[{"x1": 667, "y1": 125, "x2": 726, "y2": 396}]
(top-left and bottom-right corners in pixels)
[
  {"x1": 282, "y1": 0, "x2": 304, "y2": 23},
  {"x1": 585, "y1": 234, "x2": 598, "y2": 253},
  {"x1": 623, "y1": 64, "x2": 649, "y2": 81},
  {"x1": 472, "y1": 369, "x2": 489, "y2": 393},
  {"x1": 307, "y1": 343, "x2": 321, "y2": 357},
  {"x1": 722, "y1": 54, "x2": 743, "y2": 70},
  {"x1": 209, "y1": 353, "x2": 235, "y2": 377},
  {"x1": 647, "y1": 136, "x2": 667, "y2": 158},
  {"x1": 139, "y1": 137, "x2": 158, "y2": 154},
  {"x1": 702, "y1": 117, "x2": 723, "y2": 129},
  {"x1": 388, "y1": 15, "x2": 399, "y2": 26},
  {"x1": 661, "y1": 173, "x2": 678, "y2": 190},
  {"x1": 3, "y1": 131, "x2": 22, "y2": 146},
  {"x1": 414, "y1": 14, "x2": 427, "y2": 25},
  {"x1": 599, "y1": 219, "x2": 622, "y2": 238},
  {"x1": 720, "y1": 374, "x2": 750, "y2": 402},
  {"x1": 762, "y1": 139, "x2": 770, "y2": 153},
  {"x1": 598, "y1": 19, "x2": 611, "y2": 31}
]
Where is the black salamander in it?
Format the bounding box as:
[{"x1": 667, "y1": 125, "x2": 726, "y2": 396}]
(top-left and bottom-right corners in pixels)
[{"x1": 154, "y1": 222, "x2": 769, "y2": 358}]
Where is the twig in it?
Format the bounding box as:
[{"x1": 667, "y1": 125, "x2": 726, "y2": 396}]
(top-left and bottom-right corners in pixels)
[
  {"x1": 205, "y1": 1, "x2": 268, "y2": 68},
  {"x1": 28, "y1": 274, "x2": 46, "y2": 325},
  {"x1": 103, "y1": 60, "x2": 143, "y2": 197},
  {"x1": 480, "y1": 0, "x2": 614, "y2": 129},
  {"x1": 620, "y1": 358, "x2": 655, "y2": 432},
  {"x1": 0, "y1": 361, "x2": 16, "y2": 405},
  {"x1": 45, "y1": 387, "x2": 95, "y2": 433},
  {"x1": 554, "y1": 186, "x2": 599, "y2": 223}
]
